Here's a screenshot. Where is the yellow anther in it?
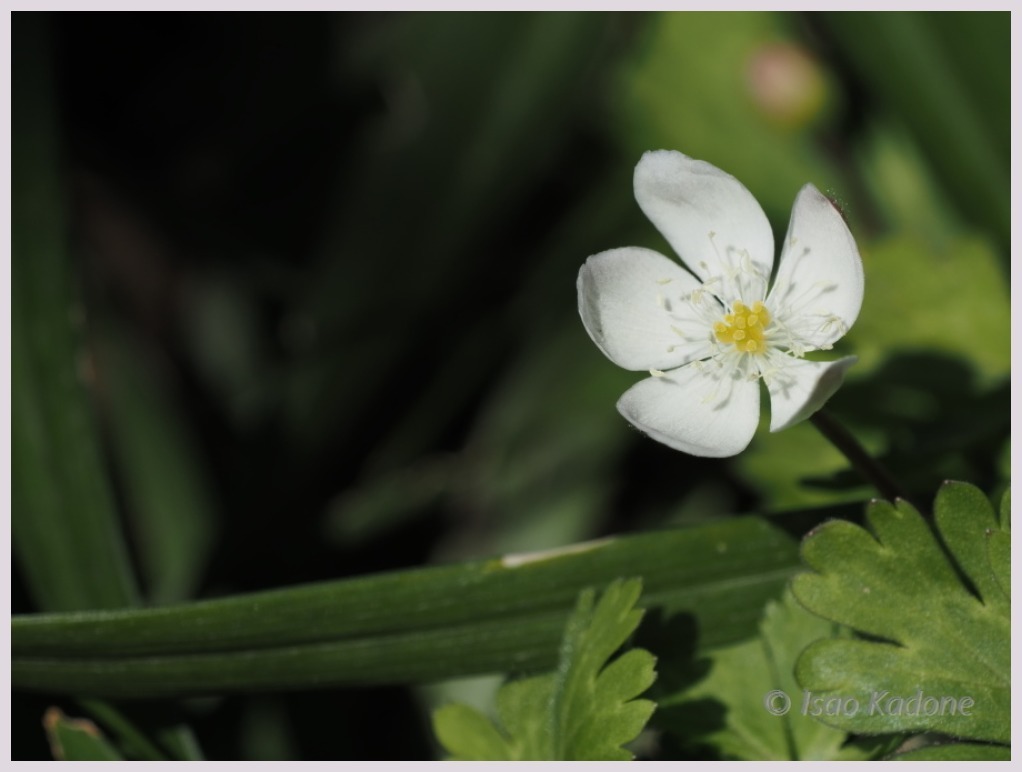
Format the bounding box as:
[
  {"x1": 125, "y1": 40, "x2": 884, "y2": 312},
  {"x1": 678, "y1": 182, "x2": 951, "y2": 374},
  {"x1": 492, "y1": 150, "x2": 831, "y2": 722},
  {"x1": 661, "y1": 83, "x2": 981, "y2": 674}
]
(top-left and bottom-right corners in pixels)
[{"x1": 714, "y1": 301, "x2": 770, "y2": 355}]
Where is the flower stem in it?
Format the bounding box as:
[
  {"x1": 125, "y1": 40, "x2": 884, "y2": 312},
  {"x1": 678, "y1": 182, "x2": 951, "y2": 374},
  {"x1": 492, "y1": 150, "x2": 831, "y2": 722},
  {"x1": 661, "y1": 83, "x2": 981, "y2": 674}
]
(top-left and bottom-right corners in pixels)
[{"x1": 809, "y1": 410, "x2": 908, "y2": 502}]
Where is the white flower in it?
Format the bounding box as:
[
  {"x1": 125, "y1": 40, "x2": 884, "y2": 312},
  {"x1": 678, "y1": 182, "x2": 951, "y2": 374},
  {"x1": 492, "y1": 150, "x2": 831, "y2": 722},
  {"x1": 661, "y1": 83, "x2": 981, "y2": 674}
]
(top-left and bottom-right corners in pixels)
[{"x1": 577, "y1": 150, "x2": 864, "y2": 457}]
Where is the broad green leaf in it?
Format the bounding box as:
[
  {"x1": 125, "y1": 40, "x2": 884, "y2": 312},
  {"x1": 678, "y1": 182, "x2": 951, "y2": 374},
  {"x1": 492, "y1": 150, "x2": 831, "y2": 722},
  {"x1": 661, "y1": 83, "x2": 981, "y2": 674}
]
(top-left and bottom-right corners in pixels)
[
  {"x1": 13, "y1": 514, "x2": 801, "y2": 697},
  {"x1": 792, "y1": 482, "x2": 1009, "y2": 744},
  {"x1": 657, "y1": 590, "x2": 875, "y2": 760},
  {"x1": 988, "y1": 531, "x2": 1010, "y2": 601},
  {"x1": 933, "y1": 481, "x2": 1009, "y2": 611},
  {"x1": 989, "y1": 488, "x2": 1011, "y2": 599},
  {"x1": 735, "y1": 232, "x2": 1009, "y2": 510},
  {"x1": 846, "y1": 234, "x2": 1009, "y2": 381},
  {"x1": 43, "y1": 708, "x2": 123, "y2": 761},
  {"x1": 433, "y1": 579, "x2": 656, "y2": 760},
  {"x1": 433, "y1": 702, "x2": 515, "y2": 760},
  {"x1": 892, "y1": 742, "x2": 1011, "y2": 761}
]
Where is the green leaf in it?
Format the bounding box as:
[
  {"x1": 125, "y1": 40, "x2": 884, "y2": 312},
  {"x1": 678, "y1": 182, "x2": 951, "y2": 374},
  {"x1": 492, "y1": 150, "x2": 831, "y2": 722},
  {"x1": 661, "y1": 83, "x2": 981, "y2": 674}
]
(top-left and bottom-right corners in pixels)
[
  {"x1": 95, "y1": 324, "x2": 219, "y2": 604},
  {"x1": 934, "y1": 481, "x2": 1009, "y2": 611},
  {"x1": 12, "y1": 9, "x2": 139, "y2": 613},
  {"x1": 892, "y1": 742, "x2": 1011, "y2": 761},
  {"x1": 658, "y1": 590, "x2": 875, "y2": 760},
  {"x1": 735, "y1": 232, "x2": 1009, "y2": 511},
  {"x1": 285, "y1": 13, "x2": 618, "y2": 453},
  {"x1": 792, "y1": 482, "x2": 1009, "y2": 744},
  {"x1": 76, "y1": 699, "x2": 194, "y2": 761},
  {"x1": 614, "y1": 12, "x2": 842, "y2": 223},
  {"x1": 43, "y1": 708, "x2": 123, "y2": 761},
  {"x1": 988, "y1": 532, "x2": 1010, "y2": 602},
  {"x1": 13, "y1": 514, "x2": 800, "y2": 697},
  {"x1": 989, "y1": 488, "x2": 1011, "y2": 600},
  {"x1": 818, "y1": 12, "x2": 1009, "y2": 249},
  {"x1": 433, "y1": 702, "x2": 515, "y2": 760},
  {"x1": 553, "y1": 581, "x2": 657, "y2": 759},
  {"x1": 846, "y1": 234, "x2": 1009, "y2": 382},
  {"x1": 433, "y1": 579, "x2": 656, "y2": 760}
]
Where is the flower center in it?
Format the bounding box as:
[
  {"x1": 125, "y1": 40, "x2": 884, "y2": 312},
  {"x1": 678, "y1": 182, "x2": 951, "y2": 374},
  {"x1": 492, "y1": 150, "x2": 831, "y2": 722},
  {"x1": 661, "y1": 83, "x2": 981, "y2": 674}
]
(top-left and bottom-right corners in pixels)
[{"x1": 713, "y1": 301, "x2": 771, "y2": 354}]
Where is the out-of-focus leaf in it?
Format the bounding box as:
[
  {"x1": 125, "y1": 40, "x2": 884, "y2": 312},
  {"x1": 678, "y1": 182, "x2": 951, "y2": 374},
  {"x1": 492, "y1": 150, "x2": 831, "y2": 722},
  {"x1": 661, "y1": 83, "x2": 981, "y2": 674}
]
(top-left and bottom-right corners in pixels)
[
  {"x1": 324, "y1": 455, "x2": 455, "y2": 547},
  {"x1": 333, "y1": 165, "x2": 642, "y2": 553},
  {"x1": 95, "y1": 323, "x2": 219, "y2": 604},
  {"x1": 12, "y1": 12, "x2": 139, "y2": 612},
  {"x1": 43, "y1": 708, "x2": 123, "y2": 761},
  {"x1": 614, "y1": 12, "x2": 842, "y2": 223},
  {"x1": 433, "y1": 579, "x2": 655, "y2": 760},
  {"x1": 73, "y1": 699, "x2": 171, "y2": 761},
  {"x1": 818, "y1": 12, "x2": 1009, "y2": 250},
  {"x1": 792, "y1": 483, "x2": 1009, "y2": 744},
  {"x1": 13, "y1": 514, "x2": 802, "y2": 697},
  {"x1": 284, "y1": 13, "x2": 620, "y2": 452},
  {"x1": 439, "y1": 322, "x2": 636, "y2": 559}
]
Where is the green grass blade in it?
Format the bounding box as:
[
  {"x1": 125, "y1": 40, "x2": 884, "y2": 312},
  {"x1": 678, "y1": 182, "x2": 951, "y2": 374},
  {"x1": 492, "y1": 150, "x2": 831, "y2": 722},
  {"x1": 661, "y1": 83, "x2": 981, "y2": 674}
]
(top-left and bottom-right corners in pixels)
[
  {"x1": 14, "y1": 516, "x2": 800, "y2": 697},
  {"x1": 12, "y1": 13, "x2": 140, "y2": 612},
  {"x1": 94, "y1": 324, "x2": 219, "y2": 604}
]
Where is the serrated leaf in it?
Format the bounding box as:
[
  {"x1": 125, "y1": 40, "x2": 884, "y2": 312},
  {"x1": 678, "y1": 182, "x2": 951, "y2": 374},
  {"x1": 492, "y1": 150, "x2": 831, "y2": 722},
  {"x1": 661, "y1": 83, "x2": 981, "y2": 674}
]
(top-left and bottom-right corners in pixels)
[
  {"x1": 432, "y1": 578, "x2": 656, "y2": 760},
  {"x1": 934, "y1": 481, "x2": 1008, "y2": 611},
  {"x1": 496, "y1": 673, "x2": 558, "y2": 759},
  {"x1": 43, "y1": 707, "x2": 123, "y2": 761},
  {"x1": 792, "y1": 483, "x2": 1009, "y2": 744},
  {"x1": 432, "y1": 702, "x2": 514, "y2": 760},
  {"x1": 987, "y1": 530, "x2": 1010, "y2": 602},
  {"x1": 657, "y1": 590, "x2": 874, "y2": 760},
  {"x1": 892, "y1": 742, "x2": 1011, "y2": 761}
]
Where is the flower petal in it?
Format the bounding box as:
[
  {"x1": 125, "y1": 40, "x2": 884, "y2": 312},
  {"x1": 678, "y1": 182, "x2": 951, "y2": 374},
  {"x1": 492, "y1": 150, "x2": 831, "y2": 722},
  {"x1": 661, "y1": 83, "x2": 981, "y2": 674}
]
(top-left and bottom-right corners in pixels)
[
  {"x1": 578, "y1": 246, "x2": 713, "y2": 371},
  {"x1": 765, "y1": 355, "x2": 857, "y2": 432},
  {"x1": 616, "y1": 364, "x2": 760, "y2": 457},
  {"x1": 767, "y1": 184, "x2": 864, "y2": 352},
  {"x1": 633, "y1": 150, "x2": 774, "y2": 302}
]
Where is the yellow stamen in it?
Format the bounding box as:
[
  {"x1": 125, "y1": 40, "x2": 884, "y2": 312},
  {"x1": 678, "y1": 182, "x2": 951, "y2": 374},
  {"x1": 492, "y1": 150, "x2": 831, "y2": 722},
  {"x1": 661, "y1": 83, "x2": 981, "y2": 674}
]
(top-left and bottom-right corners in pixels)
[{"x1": 714, "y1": 301, "x2": 770, "y2": 355}]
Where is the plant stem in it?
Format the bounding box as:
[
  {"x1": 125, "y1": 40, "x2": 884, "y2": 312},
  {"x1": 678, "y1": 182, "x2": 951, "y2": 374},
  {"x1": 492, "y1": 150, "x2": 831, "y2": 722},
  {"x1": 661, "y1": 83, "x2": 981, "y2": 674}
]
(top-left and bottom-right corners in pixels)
[{"x1": 810, "y1": 410, "x2": 908, "y2": 502}]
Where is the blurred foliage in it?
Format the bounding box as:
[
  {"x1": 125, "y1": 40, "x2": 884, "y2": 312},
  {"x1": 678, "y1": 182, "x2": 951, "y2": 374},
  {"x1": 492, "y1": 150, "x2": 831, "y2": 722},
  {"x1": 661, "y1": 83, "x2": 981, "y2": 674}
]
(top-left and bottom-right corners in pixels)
[
  {"x1": 12, "y1": 10, "x2": 1009, "y2": 760},
  {"x1": 42, "y1": 708, "x2": 123, "y2": 761}
]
